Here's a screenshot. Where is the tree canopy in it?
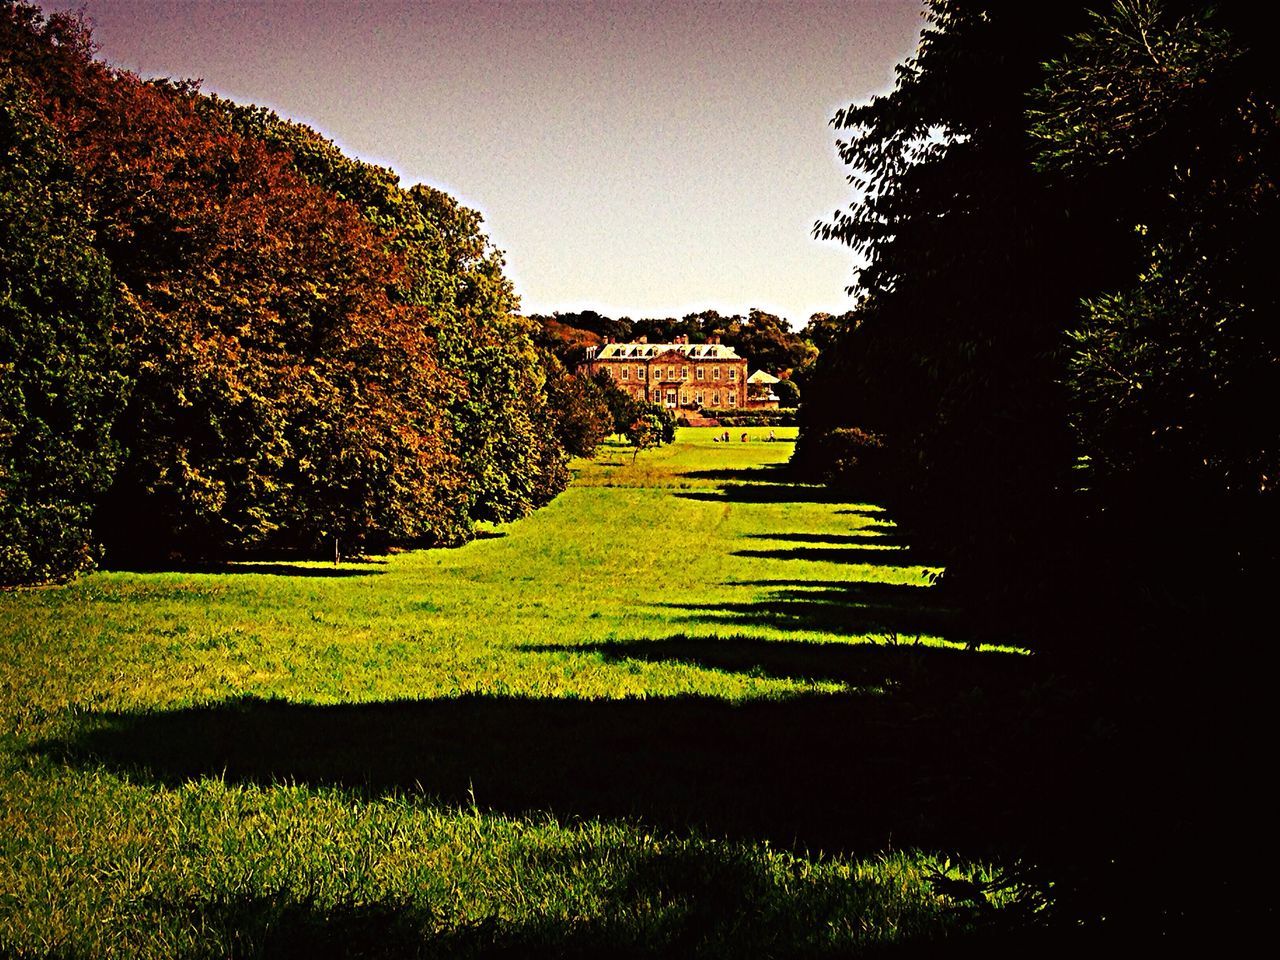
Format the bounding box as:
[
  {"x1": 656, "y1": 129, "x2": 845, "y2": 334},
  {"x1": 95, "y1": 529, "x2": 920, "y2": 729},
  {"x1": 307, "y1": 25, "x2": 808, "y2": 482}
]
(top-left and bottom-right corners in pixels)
[
  {"x1": 0, "y1": 1, "x2": 590, "y2": 579},
  {"x1": 800, "y1": 0, "x2": 1279, "y2": 619}
]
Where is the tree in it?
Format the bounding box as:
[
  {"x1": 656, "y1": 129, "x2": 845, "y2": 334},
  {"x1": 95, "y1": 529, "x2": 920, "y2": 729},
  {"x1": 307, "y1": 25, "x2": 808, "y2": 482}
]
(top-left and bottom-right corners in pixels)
[
  {"x1": 2, "y1": 3, "x2": 472, "y2": 560},
  {"x1": 774, "y1": 377, "x2": 801, "y2": 408},
  {"x1": 540, "y1": 348, "x2": 611, "y2": 457},
  {"x1": 0, "y1": 72, "x2": 124, "y2": 583},
  {"x1": 726, "y1": 309, "x2": 817, "y2": 376},
  {"x1": 625, "y1": 410, "x2": 663, "y2": 462},
  {"x1": 801, "y1": 1, "x2": 1117, "y2": 600},
  {"x1": 1030, "y1": 0, "x2": 1280, "y2": 586}
]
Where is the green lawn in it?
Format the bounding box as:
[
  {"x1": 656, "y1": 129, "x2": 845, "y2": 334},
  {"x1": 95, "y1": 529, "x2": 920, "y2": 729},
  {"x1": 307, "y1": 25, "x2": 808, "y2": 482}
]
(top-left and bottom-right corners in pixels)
[{"x1": 1, "y1": 427, "x2": 1060, "y2": 957}]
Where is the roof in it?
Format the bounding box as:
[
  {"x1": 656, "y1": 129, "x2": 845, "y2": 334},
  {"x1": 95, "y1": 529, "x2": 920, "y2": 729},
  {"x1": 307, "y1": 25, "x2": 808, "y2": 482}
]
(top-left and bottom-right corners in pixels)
[
  {"x1": 587, "y1": 342, "x2": 742, "y2": 361},
  {"x1": 747, "y1": 370, "x2": 780, "y2": 384}
]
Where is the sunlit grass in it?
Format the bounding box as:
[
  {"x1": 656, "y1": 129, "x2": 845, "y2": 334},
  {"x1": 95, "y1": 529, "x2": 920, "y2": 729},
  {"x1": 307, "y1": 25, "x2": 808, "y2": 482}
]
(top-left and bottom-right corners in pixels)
[{"x1": 0, "y1": 427, "x2": 1041, "y2": 957}]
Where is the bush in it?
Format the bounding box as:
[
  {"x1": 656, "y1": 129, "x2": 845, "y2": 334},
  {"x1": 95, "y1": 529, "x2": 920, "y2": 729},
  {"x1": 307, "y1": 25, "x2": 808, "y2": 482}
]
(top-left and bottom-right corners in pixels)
[{"x1": 714, "y1": 409, "x2": 798, "y2": 427}]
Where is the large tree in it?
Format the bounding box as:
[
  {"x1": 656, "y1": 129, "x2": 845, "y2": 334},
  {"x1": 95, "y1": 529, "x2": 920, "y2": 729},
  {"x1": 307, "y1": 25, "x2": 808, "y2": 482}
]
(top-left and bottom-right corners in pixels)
[
  {"x1": 800, "y1": 1, "x2": 1121, "y2": 600},
  {"x1": 0, "y1": 72, "x2": 124, "y2": 582},
  {"x1": 1031, "y1": 1, "x2": 1280, "y2": 589},
  {"x1": 1, "y1": 3, "x2": 470, "y2": 561}
]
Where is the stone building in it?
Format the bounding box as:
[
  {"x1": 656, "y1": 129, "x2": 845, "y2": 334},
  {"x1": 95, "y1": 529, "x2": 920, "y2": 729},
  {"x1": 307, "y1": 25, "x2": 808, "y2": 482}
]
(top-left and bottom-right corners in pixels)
[{"x1": 578, "y1": 336, "x2": 777, "y2": 412}]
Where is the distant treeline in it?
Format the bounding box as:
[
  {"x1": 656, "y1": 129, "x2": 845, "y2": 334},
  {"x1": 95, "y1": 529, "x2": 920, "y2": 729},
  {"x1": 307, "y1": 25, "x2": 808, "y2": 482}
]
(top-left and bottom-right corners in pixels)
[
  {"x1": 0, "y1": 2, "x2": 608, "y2": 583},
  {"x1": 799, "y1": 0, "x2": 1279, "y2": 632}
]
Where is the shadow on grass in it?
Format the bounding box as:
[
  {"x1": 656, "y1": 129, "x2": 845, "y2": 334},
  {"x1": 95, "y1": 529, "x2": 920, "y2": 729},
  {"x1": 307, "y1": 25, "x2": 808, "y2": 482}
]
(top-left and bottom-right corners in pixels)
[
  {"x1": 731, "y1": 546, "x2": 925, "y2": 567},
  {"x1": 742, "y1": 528, "x2": 903, "y2": 544},
  {"x1": 677, "y1": 465, "x2": 793, "y2": 484},
  {"x1": 103, "y1": 561, "x2": 387, "y2": 578},
  {"x1": 675, "y1": 485, "x2": 846, "y2": 505},
  {"x1": 42, "y1": 638, "x2": 1092, "y2": 861}
]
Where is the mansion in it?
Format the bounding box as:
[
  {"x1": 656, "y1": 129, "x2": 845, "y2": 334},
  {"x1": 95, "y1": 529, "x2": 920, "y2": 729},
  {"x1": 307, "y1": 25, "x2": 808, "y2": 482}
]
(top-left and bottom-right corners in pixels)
[{"x1": 578, "y1": 336, "x2": 780, "y2": 411}]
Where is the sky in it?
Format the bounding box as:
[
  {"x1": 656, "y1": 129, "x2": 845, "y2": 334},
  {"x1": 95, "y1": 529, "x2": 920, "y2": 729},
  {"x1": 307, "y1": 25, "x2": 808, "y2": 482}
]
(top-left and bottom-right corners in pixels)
[{"x1": 40, "y1": 0, "x2": 925, "y2": 324}]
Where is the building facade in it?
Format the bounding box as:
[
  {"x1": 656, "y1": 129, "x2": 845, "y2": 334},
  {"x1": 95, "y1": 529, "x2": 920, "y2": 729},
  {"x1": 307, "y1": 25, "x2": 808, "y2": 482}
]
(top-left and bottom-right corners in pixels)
[{"x1": 578, "y1": 336, "x2": 776, "y2": 412}]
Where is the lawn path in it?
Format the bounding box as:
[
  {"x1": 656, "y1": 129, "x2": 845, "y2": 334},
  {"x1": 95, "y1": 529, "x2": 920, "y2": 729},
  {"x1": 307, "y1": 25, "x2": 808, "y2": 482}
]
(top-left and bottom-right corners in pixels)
[
  {"x1": 0, "y1": 427, "x2": 1047, "y2": 957},
  {"x1": 1, "y1": 426, "x2": 958, "y2": 724}
]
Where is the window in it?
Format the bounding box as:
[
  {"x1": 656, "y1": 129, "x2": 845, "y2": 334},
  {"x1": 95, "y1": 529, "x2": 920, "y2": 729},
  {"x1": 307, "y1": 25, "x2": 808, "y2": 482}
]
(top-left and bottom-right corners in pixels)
[
  {"x1": 652, "y1": 388, "x2": 660, "y2": 401},
  {"x1": 638, "y1": 367, "x2": 645, "y2": 380},
  {"x1": 729, "y1": 368, "x2": 737, "y2": 382},
  {"x1": 728, "y1": 392, "x2": 736, "y2": 407},
  {"x1": 713, "y1": 368, "x2": 721, "y2": 381},
  {"x1": 622, "y1": 367, "x2": 629, "y2": 380},
  {"x1": 681, "y1": 366, "x2": 688, "y2": 379},
  {"x1": 696, "y1": 392, "x2": 703, "y2": 405},
  {"x1": 655, "y1": 368, "x2": 662, "y2": 381},
  {"x1": 667, "y1": 366, "x2": 675, "y2": 380},
  {"x1": 712, "y1": 391, "x2": 720, "y2": 406},
  {"x1": 681, "y1": 392, "x2": 688, "y2": 404},
  {"x1": 696, "y1": 367, "x2": 705, "y2": 380}
]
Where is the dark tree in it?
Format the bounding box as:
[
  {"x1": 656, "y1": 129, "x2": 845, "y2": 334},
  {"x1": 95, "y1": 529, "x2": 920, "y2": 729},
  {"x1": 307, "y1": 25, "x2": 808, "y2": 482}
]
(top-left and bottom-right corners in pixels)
[{"x1": 0, "y1": 74, "x2": 124, "y2": 583}]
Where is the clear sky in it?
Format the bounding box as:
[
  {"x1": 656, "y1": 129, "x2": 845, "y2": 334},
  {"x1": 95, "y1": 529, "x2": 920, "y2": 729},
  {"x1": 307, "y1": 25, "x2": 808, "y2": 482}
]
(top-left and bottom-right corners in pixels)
[{"x1": 41, "y1": 0, "x2": 924, "y2": 324}]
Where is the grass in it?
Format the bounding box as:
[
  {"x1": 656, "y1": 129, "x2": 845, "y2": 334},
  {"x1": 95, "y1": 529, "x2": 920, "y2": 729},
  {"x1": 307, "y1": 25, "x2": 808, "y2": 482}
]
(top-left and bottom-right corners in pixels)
[{"x1": 0, "y1": 427, "x2": 1113, "y2": 957}]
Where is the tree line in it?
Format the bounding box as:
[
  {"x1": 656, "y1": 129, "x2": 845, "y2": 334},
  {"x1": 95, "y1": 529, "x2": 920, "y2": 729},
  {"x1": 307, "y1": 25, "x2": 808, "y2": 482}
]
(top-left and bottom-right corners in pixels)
[
  {"x1": 798, "y1": 0, "x2": 1278, "y2": 636},
  {"x1": 0, "y1": 2, "x2": 605, "y2": 583}
]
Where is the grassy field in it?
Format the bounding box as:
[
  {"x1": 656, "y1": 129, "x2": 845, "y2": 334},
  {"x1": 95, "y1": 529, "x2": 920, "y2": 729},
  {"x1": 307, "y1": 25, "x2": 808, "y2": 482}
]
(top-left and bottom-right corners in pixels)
[{"x1": 1, "y1": 427, "x2": 1097, "y2": 957}]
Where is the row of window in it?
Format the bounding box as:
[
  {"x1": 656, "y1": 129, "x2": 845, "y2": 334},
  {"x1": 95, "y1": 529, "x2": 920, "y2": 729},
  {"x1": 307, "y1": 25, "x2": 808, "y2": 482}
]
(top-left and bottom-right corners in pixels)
[
  {"x1": 649, "y1": 389, "x2": 737, "y2": 407},
  {"x1": 616, "y1": 365, "x2": 737, "y2": 382}
]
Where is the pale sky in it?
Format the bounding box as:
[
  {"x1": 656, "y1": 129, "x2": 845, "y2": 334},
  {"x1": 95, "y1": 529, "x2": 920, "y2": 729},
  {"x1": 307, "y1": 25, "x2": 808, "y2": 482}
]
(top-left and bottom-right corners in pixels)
[{"x1": 40, "y1": 0, "x2": 924, "y2": 323}]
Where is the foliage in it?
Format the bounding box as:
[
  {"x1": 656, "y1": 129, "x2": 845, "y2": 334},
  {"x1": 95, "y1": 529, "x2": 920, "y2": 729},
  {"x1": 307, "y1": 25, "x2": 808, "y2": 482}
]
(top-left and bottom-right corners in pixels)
[
  {"x1": 714, "y1": 409, "x2": 799, "y2": 428},
  {"x1": 0, "y1": 2, "x2": 576, "y2": 574},
  {"x1": 538, "y1": 348, "x2": 611, "y2": 457},
  {"x1": 624, "y1": 411, "x2": 661, "y2": 461},
  {"x1": 773, "y1": 377, "x2": 801, "y2": 407},
  {"x1": 1030, "y1": 0, "x2": 1280, "y2": 587},
  {"x1": 0, "y1": 72, "x2": 124, "y2": 583},
  {"x1": 203, "y1": 96, "x2": 571, "y2": 528},
  {"x1": 799, "y1": 1, "x2": 1126, "y2": 603},
  {"x1": 802, "y1": 0, "x2": 1278, "y2": 618}
]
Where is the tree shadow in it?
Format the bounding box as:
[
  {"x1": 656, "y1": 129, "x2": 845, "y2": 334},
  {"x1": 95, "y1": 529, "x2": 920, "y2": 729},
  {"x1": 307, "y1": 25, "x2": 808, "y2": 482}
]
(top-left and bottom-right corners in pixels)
[
  {"x1": 525, "y1": 634, "x2": 1026, "y2": 689},
  {"x1": 675, "y1": 485, "x2": 846, "y2": 505},
  {"x1": 731, "y1": 546, "x2": 925, "y2": 567},
  {"x1": 102, "y1": 561, "x2": 387, "y2": 578},
  {"x1": 40, "y1": 680, "x2": 1073, "y2": 860},
  {"x1": 678, "y1": 466, "x2": 794, "y2": 484},
  {"x1": 743, "y1": 528, "x2": 907, "y2": 545}
]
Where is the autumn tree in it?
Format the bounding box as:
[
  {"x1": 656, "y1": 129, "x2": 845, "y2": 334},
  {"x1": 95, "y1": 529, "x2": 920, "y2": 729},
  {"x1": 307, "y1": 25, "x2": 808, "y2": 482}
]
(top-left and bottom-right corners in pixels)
[{"x1": 2, "y1": 3, "x2": 468, "y2": 561}]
